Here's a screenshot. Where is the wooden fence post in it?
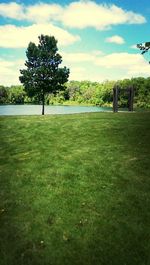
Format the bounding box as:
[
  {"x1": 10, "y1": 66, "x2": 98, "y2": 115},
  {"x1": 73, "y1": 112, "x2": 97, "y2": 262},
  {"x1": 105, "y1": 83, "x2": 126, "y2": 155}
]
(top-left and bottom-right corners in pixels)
[
  {"x1": 113, "y1": 86, "x2": 118, "y2": 112},
  {"x1": 128, "y1": 86, "x2": 134, "y2": 111}
]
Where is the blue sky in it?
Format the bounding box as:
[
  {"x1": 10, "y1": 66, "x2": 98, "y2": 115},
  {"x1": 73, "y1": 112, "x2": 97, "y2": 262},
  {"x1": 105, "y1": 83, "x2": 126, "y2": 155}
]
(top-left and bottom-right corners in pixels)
[{"x1": 0, "y1": 0, "x2": 149, "y2": 85}]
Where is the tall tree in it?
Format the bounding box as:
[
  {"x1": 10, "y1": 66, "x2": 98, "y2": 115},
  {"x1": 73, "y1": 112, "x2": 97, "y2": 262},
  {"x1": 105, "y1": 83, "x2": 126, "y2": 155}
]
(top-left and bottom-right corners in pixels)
[{"x1": 19, "y1": 35, "x2": 69, "y2": 115}]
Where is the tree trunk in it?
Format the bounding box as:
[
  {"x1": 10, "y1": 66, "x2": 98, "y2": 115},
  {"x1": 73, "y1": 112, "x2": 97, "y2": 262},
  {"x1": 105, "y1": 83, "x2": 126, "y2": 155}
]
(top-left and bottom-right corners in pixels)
[
  {"x1": 113, "y1": 86, "x2": 118, "y2": 112},
  {"x1": 128, "y1": 86, "x2": 134, "y2": 111},
  {"x1": 42, "y1": 92, "x2": 45, "y2": 115}
]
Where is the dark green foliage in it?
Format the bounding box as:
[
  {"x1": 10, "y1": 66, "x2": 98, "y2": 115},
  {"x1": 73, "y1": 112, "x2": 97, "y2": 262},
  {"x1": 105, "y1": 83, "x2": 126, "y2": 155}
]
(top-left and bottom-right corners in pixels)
[
  {"x1": 0, "y1": 86, "x2": 8, "y2": 103},
  {"x1": 0, "y1": 85, "x2": 26, "y2": 104},
  {"x1": 0, "y1": 113, "x2": 150, "y2": 265},
  {"x1": 19, "y1": 35, "x2": 69, "y2": 114}
]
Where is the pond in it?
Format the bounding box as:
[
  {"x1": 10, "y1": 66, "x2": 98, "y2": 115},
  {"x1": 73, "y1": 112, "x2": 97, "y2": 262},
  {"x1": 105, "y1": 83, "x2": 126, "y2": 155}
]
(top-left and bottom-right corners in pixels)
[{"x1": 0, "y1": 104, "x2": 112, "y2": 115}]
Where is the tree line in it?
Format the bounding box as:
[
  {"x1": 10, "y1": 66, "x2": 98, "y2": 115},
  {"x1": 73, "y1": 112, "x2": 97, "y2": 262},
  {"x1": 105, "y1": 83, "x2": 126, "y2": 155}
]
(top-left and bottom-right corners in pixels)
[{"x1": 0, "y1": 77, "x2": 150, "y2": 108}]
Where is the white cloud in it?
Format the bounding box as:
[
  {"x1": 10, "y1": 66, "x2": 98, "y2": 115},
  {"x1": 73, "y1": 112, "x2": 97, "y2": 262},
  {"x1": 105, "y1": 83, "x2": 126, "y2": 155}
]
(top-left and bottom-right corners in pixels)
[
  {"x1": 95, "y1": 52, "x2": 142, "y2": 68},
  {"x1": 0, "y1": 2, "x2": 25, "y2": 20},
  {"x1": 61, "y1": 50, "x2": 103, "y2": 65},
  {"x1": 95, "y1": 52, "x2": 150, "y2": 76},
  {"x1": 62, "y1": 52, "x2": 96, "y2": 63},
  {"x1": 105, "y1": 35, "x2": 125, "y2": 44},
  {"x1": 0, "y1": 58, "x2": 24, "y2": 86},
  {"x1": 130, "y1": 44, "x2": 138, "y2": 49},
  {"x1": 70, "y1": 71, "x2": 107, "y2": 82},
  {"x1": 0, "y1": 24, "x2": 80, "y2": 48},
  {"x1": 26, "y1": 2, "x2": 147, "y2": 29},
  {"x1": 0, "y1": 1, "x2": 146, "y2": 29},
  {"x1": 25, "y1": 3, "x2": 63, "y2": 23},
  {"x1": 127, "y1": 62, "x2": 150, "y2": 76},
  {"x1": 63, "y1": 51, "x2": 150, "y2": 80},
  {"x1": 69, "y1": 66, "x2": 86, "y2": 81},
  {"x1": 60, "y1": 1, "x2": 146, "y2": 29}
]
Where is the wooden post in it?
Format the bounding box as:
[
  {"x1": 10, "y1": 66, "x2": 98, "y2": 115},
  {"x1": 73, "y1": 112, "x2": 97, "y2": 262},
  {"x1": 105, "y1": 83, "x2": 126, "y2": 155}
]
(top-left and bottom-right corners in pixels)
[
  {"x1": 42, "y1": 91, "x2": 45, "y2": 115},
  {"x1": 128, "y1": 86, "x2": 134, "y2": 111},
  {"x1": 113, "y1": 86, "x2": 118, "y2": 112}
]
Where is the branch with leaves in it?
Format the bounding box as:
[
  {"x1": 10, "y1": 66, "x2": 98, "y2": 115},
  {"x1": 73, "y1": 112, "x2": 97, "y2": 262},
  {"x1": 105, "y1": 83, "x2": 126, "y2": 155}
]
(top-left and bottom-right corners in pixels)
[{"x1": 137, "y1": 42, "x2": 150, "y2": 54}]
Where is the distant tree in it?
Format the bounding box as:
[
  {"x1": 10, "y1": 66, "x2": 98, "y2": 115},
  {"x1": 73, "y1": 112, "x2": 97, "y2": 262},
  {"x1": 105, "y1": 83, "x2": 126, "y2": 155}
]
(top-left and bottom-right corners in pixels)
[
  {"x1": 19, "y1": 35, "x2": 69, "y2": 115},
  {"x1": 8, "y1": 85, "x2": 26, "y2": 104},
  {"x1": 66, "y1": 81, "x2": 81, "y2": 101}
]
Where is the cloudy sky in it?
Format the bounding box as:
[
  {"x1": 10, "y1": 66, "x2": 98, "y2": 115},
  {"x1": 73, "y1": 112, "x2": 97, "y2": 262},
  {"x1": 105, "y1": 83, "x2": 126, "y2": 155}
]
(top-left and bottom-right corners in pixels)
[{"x1": 0, "y1": 0, "x2": 149, "y2": 86}]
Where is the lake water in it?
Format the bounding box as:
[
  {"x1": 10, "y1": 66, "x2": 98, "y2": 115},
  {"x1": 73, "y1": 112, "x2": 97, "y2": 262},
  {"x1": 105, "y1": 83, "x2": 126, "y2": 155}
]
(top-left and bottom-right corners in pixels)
[{"x1": 0, "y1": 104, "x2": 112, "y2": 115}]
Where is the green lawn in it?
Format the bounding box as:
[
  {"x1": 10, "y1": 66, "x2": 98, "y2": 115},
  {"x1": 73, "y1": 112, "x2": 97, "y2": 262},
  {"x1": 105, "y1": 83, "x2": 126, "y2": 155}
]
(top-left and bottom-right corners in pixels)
[{"x1": 0, "y1": 112, "x2": 150, "y2": 265}]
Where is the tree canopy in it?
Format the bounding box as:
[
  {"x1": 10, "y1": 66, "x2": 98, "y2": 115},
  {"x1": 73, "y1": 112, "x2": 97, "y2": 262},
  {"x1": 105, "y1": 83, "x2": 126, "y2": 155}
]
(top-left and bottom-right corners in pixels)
[{"x1": 19, "y1": 35, "x2": 70, "y2": 114}]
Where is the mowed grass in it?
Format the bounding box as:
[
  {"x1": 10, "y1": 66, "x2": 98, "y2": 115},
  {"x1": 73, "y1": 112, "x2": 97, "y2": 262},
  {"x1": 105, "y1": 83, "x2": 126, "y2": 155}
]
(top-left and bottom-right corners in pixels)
[{"x1": 0, "y1": 112, "x2": 150, "y2": 265}]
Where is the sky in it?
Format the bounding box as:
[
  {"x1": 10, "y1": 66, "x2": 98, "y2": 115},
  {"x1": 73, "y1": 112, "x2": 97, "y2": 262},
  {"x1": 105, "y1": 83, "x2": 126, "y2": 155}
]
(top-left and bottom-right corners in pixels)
[{"x1": 0, "y1": 0, "x2": 150, "y2": 86}]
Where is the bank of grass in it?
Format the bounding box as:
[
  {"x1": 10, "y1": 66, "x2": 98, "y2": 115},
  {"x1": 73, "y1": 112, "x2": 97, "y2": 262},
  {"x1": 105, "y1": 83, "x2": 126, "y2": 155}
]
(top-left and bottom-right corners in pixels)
[
  {"x1": 49, "y1": 100, "x2": 95, "y2": 106},
  {"x1": 50, "y1": 100, "x2": 112, "y2": 107},
  {"x1": 0, "y1": 112, "x2": 150, "y2": 265}
]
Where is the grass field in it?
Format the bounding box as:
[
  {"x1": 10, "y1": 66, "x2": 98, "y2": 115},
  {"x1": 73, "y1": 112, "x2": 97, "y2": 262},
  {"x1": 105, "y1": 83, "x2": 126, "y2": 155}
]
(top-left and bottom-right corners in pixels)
[{"x1": 0, "y1": 112, "x2": 150, "y2": 265}]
